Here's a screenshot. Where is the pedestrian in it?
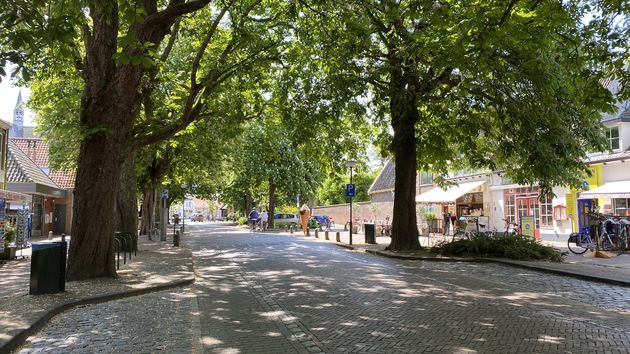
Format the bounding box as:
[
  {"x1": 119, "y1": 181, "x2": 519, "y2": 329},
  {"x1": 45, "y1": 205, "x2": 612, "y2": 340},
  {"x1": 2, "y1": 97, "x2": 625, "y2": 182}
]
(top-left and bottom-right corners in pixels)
[
  {"x1": 260, "y1": 210, "x2": 268, "y2": 231},
  {"x1": 248, "y1": 208, "x2": 259, "y2": 231},
  {"x1": 299, "y1": 204, "x2": 311, "y2": 235},
  {"x1": 443, "y1": 210, "x2": 451, "y2": 235}
]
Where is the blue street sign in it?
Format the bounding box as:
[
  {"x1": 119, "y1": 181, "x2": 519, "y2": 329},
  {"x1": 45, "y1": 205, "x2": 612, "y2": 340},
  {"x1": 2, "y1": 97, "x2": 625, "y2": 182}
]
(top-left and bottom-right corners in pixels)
[{"x1": 346, "y1": 184, "x2": 356, "y2": 197}]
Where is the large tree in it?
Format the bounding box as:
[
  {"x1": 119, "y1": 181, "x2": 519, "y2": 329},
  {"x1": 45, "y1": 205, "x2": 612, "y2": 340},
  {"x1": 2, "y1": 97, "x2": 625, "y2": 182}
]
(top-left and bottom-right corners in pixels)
[
  {"x1": 15, "y1": 0, "x2": 289, "y2": 280},
  {"x1": 289, "y1": 0, "x2": 622, "y2": 251}
]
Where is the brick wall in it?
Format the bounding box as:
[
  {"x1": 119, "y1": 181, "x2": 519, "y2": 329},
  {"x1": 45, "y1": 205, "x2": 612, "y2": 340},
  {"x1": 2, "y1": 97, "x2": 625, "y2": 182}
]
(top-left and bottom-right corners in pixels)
[{"x1": 312, "y1": 201, "x2": 394, "y2": 225}]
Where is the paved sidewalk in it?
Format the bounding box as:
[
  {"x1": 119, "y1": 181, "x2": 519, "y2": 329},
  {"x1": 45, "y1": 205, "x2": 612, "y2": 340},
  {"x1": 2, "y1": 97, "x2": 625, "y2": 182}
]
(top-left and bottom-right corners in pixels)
[
  {"x1": 289, "y1": 228, "x2": 630, "y2": 287},
  {"x1": 0, "y1": 234, "x2": 194, "y2": 353}
]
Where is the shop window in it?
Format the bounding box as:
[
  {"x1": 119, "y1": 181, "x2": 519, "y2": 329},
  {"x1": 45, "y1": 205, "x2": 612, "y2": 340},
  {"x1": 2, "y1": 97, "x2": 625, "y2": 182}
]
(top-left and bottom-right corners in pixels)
[
  {"x1": 504, "y1": 193, "x2": 516, "y2": 223},
  {"x1": 420, "y1": 171, "x2": 433, "y2": 185},
  {"x1": 540, "y1": 195, "x2": 553, "y2": 227},
  {"x1": 607, "y1": 127, "x2": 620, "y2": 151},
  {"x1": 614, "y1": 198, "x2": 630, "y2": 216}
]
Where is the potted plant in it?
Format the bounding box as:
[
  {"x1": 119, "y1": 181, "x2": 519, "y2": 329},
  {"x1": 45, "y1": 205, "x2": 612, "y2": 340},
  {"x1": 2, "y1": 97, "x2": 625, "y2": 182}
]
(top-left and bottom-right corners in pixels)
[{"x1": 1, "y1": 225, "x2": 16, "y2": 260}]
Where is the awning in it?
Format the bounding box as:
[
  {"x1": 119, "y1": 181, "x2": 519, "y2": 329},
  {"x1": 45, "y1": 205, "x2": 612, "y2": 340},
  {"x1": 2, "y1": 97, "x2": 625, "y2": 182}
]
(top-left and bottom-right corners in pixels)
[
  {"x1": 415, "y1": 180, "x2": 486, "y2": 204},
  {"x1": 578, "y1": 180, "x2": 630, "y2": 199},
  {"x1": 0, "y1": 189, "x2": 32, "y2": 203}
]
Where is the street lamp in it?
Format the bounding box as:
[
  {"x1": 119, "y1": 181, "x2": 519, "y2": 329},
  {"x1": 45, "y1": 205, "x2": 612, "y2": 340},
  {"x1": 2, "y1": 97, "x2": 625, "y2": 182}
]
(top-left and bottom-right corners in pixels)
[{"x1": 345, "y1": 159, "x2": 357, "y2": 245}]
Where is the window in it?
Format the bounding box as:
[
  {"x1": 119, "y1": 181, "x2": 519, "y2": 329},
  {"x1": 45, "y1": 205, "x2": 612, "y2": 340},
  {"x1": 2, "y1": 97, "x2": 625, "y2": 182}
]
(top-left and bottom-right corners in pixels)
[
  {"x1": 614, "y1": 198, "x2": 630, "y2": 216},
  {"x1": 540, "y1": 195, "x2": 553, "y2": 227},
  {"x1": 607, "y1": 127, "x2": 620, "y2": 151},
  {"x1": 504, "y1": 193, "x2": 516, "y2": 224},
  {"x1": 420, "y1": 171, "x2": 433, "y2": 185}
]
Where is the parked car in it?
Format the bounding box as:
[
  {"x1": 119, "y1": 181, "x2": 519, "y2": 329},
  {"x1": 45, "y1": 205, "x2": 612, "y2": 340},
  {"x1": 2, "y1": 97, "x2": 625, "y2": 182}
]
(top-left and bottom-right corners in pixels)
[
  {"x1": 273, "y1": 212, "x2": 299, "y2": 227},
  {"x1": 309, "y1": 215, "x2": 331, "y2": 229},
  {"x1": 191, "y1": 214, "x2": 204, "y2": 222}
]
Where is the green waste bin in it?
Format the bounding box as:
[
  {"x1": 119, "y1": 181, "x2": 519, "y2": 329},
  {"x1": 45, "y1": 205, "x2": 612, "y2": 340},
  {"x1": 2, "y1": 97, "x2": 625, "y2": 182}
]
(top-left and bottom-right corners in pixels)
[
  {"x1": 364, "y1": 223, "x2": 376, "y2": 244},
  {"x1": 29, "y1": 241, "x2": 67, "y2": 295}
]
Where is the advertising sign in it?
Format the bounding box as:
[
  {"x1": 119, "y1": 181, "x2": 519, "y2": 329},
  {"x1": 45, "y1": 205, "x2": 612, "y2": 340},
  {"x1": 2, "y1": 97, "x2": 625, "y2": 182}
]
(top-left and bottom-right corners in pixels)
[
  {"x1": 520, "y1": 216, "x2": 535, "y2": 240},
  {"x1": 16, "y1": 209, "x2": 28, "y2": 247},
  {"x1": 0, "y1": 198, "x2": 4, "y2": 253}
]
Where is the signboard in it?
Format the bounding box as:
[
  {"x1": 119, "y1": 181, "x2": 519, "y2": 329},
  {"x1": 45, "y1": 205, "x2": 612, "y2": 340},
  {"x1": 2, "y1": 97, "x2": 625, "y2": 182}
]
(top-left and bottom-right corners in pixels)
[
  {"x1": 520, "y1": 216, "x2": 535, "y2": 240},
  {"x1": 566, "y1": 192, "x2": 576, "y2": 231},
  {"x1": 346, "y1": 184, "x2": 356, "y2": 198},
  {"x1": 161, "y1": 189, "x2": 169, "y2": 199},
  {"x1": 0, "y1": 198, "x2": 4, "y2": 253},
  {"x1": 16, "y1": 209, "x2": 28, "y2": 247}
]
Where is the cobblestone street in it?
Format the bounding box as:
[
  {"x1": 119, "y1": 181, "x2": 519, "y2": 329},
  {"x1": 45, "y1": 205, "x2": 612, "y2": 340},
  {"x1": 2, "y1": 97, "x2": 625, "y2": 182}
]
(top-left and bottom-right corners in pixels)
[
  {"x1": 15, "y1": 223, "x2": 630, "y2": 353},
  {"x1": 17, "y1": 287, "x2": 200, "y2": 353}
]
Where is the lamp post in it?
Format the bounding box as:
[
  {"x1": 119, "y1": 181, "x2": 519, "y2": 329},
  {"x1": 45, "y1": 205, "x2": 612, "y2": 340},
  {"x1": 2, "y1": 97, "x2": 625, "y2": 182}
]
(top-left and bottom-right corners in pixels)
[{"x1": 345, "y1": 160, "x2": 357, "y2": 245}]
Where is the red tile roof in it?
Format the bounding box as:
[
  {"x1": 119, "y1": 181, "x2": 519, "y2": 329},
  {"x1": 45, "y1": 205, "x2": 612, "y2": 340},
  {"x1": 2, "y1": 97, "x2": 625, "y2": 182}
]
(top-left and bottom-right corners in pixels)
[
  {"x1": 10, "y1": 138, "x2": 49, "y2": 167},
  {"x1": 9, "y1": 137, "x2": 76, "y2": 189},
  {"x1": 49, "y1": 171, "x2": 76, "y2": 189}
]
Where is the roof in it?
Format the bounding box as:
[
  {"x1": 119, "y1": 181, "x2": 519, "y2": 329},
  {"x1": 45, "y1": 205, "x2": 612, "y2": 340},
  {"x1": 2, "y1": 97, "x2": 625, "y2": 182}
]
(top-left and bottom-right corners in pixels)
[
  {"x1": 10, "y1": 138, "x2": 49, "y2": 167},
  {"x1": 49, "y1": 171, "x2": 76, "y2": 189},
  {"x1": 368, "y1": 159, "x2": 395, "y2": 194},
  {"x1": 585, "y1": 147, "x2": 630, "y2": 165},
  {"x1": 602, "y1": 81, "x2": 630, "y2": 123},
  {"x1": 7, "y1": 140, "x2": 58, "y2": 188}
]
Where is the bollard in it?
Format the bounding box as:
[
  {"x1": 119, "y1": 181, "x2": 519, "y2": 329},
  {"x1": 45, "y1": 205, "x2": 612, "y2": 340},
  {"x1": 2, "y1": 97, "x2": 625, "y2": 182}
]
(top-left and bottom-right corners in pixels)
[
  {"x1": 336, "y1": 232, "x2": 341, "y2": 242},
  {"x1": 306, "y1": 228, "x2": 310, "y2": 236},
  {"x1": 290, "y1": 225, "x2": 294, "y2": 234},
  {"x1": 315, "y1": 229, "x2": 319, "y2": 238},
  {"x1": 48, "y1": 231, "x2": 53, "y2": 240},
  {"x1": 325, "y1": 231, "x2": 329, "y2": 240},
  {"x1": 174, "y1": 230, "x2": 180, "y2": 247},
  {"x1": 61, "y1": 233, "x2": 66, "y2": 242}
]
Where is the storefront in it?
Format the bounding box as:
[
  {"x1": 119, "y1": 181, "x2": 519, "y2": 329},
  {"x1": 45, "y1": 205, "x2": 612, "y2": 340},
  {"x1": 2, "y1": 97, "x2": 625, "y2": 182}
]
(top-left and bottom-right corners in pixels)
[
  {"x1": 416, "y1": 180, "x2": 489, "y2": 232},
  {"x1": 502, "y1": 186, "x2": 552, "y2": 239},
  {"x1": 577, "y1": 180, "x2": 630, "y2": 229}
]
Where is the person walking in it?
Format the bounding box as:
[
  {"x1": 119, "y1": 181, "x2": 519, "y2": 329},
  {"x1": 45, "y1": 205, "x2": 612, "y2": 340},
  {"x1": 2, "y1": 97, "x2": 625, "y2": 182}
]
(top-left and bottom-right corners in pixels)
[
  {"x1": 248, "y1": 208, "x2": 259, "y2": 232},
  {"x1": 443, "y1": 210, "x2": 451, "y2": 236},
  {"x1": 299, "y1": 204, "x2": 311, "y2": 236},
  {"x1": 260, "y1": 210, "x2": 269, "y2": 231}
]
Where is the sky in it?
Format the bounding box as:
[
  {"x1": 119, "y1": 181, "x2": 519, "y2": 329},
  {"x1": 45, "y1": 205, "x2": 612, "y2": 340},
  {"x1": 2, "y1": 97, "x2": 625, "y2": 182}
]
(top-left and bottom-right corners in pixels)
[{"x1": 0, "y1": 66, "x2": 35, "y2": 127}]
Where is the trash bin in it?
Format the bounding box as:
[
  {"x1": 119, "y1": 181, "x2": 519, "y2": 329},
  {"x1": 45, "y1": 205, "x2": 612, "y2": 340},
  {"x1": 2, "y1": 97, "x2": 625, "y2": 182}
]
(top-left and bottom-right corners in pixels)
[
  {"x1": 30, "y1": 241, "x2": 66, "y2": 295},
  {"x1": 364, "y1": 223, "x2": 376, "y2": 244}
]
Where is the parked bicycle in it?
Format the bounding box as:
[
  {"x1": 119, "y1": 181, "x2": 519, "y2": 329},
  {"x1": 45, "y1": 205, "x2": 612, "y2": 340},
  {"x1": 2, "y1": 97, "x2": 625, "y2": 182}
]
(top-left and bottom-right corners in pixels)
[
  {"x1": 502, "y1": 219, "x2": 520, "y2": 237},
  {"x1": 567, "y1": 212, "x2": 626, "y2": 254}
]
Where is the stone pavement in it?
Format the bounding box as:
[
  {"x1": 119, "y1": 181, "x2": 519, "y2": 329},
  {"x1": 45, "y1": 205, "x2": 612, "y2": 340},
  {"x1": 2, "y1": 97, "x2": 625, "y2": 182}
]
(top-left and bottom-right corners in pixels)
[
  {"x1": 1, "y1": 224, "x2": 630, "y2": 353},
  {"x1": 300, "y1": 227, "x2": 630, "y2": 287},
  {"x1": 0, "y1": 234, "x2": 195, "y2": 353}
]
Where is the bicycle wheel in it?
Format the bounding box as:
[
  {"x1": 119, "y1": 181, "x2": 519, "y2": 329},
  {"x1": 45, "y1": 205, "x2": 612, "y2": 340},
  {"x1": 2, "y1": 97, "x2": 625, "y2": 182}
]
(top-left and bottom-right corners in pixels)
[
  {"x1": 600, "y1": 233, "x2": 615, "y2": 251},
  {"x1": 567, "y1": 233, "x2": 588, "y2": 254}
]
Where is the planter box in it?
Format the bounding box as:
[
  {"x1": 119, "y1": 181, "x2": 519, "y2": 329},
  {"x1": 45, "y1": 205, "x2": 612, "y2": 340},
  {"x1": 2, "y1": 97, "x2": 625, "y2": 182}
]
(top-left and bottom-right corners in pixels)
[{"x1": 0, "y1": 246, "x2": 16, "y2": 260}]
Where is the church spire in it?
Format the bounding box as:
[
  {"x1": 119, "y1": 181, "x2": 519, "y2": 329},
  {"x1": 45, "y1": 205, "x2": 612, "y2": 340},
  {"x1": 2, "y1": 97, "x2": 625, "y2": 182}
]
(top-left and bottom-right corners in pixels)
[{"x1": 12, "y1": 90, "x2": 24, "y2": 137}]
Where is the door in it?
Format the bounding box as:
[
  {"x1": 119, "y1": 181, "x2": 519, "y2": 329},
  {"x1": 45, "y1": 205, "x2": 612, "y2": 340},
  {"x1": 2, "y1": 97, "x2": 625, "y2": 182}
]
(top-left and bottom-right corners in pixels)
[
  {"x1": 516, "y1": 197, "x2": 540, "y2": 239},
  {"x1": 53, "y1": 204, "x2": 66, "y2": 234}
]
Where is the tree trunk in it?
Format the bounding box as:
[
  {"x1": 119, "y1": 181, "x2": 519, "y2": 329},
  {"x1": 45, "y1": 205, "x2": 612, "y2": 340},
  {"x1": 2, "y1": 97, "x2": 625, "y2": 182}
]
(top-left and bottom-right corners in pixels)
[
  {"x1": 268, "y1": 177, "x2": 276, "y2": 228},
  {"x1": 245, "y1": 193, "x2": 252, "y2": 216},
  {"x1": 140, "y1": 189, "x2": 158, "y2": 237},
  {"x1": 116, "y1": 151, "x2": 138, "y2": 251},
  {"x1": 386, "y1": 64, "x2": 421, "y2": 251}
]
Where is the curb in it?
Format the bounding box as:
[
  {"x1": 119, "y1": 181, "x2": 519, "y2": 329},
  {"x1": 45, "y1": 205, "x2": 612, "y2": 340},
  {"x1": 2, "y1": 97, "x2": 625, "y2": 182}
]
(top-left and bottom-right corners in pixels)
[
  {"x1": 336, "y1": 244, "x2": 630, "y2": 288},
  {"x1": 1, "y1": 277, "x2": 195, "y2": 354}
]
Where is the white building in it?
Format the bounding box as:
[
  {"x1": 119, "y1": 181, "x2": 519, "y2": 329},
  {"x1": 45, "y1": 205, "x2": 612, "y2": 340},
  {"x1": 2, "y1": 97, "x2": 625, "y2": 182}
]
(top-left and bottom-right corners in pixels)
[{"x1": 370, "y1": 88, "x2": 630, "y2": 241}]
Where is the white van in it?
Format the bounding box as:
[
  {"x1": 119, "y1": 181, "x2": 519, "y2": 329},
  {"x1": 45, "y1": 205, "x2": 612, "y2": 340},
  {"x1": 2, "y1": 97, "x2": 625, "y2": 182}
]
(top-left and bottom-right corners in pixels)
[{"x1": 273, "y1": 212, "x2": 299, "y2": 227}]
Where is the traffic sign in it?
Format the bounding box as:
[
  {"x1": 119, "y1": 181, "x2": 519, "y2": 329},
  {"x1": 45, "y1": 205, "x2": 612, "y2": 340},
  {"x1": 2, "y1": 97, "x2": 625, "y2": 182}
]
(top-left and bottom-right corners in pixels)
[
  {"x1": 161, "y1": 189, "x2": 169, "y2": 199},
  {"x1": 346, "y1": 184, "x2": 356, "y2": 197}
]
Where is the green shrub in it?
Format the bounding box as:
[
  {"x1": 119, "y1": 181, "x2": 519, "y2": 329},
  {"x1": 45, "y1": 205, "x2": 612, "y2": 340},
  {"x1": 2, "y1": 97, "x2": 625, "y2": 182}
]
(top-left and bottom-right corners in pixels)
[
  {"x1": 237, "y1": 217, "x2": 248, "y2": 225},
  {"x1": 431, "y1": 235, "x2": 566, "y2": 262},
  {"x1": 3, "y1": 225, "x2": 15, "y2": 246}
]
